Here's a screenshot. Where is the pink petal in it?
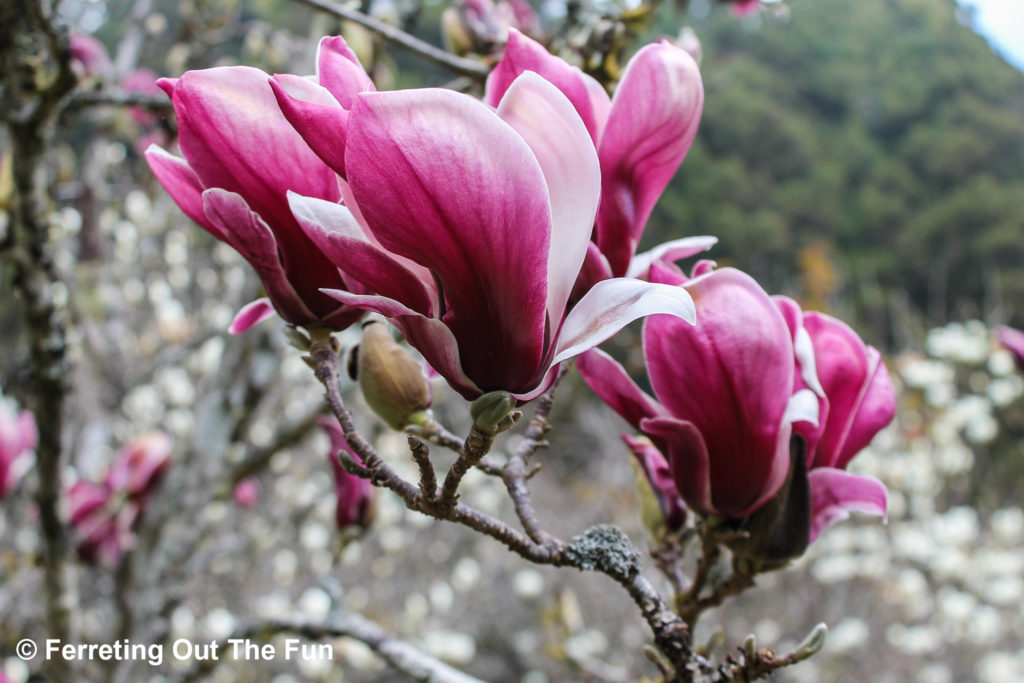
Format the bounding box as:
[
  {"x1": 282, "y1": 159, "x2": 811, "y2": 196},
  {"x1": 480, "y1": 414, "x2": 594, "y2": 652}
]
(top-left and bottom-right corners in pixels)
[
  {"x1": 345, "y1": 88, "x2": 551, "y2": 393},
  {"x1": 808, "y1": 468, "x2": 887, "y2": 543},
  {"x1": 107, "y1": 432, "x2": 172, "y2": 498},
  {"x1": 577, "y1": 348, "x2": 665, "y2": 430},
  {"x1": 802, "y1": 313, "x2": 895, "y2": 470},
  {"x1": 270, "y1": 74, "x2": 352, "y2": 178},
  {"x1": 171, "y1": 66, "x2": 341, "y2": 231},
  {"x1": 496, "y1": 72, "x2": 601, "y2": 326},
  {"x1": 640, "y1": 415, "x2": 714, "y2": 515},
  {"x1": 145, "y1": 146, "x2": 216, "y2": 234},
  {"x1": 643, "y1": 268, "x2": 793, "y2": 517},
  {"x1": 626, "y1": 235, "x2": 718, "y2": 279},
  {"x1": 570, "y1": 242, "x2": 615, "y2": 301},
  {"x1": 316, "y1": 35, "x2": 376, "y2": 107},
  {"x1": 550, "y1": 278, "x2": 696, "y2": 368},
  {"x1": 202, "y1": 189, "x2": 319, "y2": 326},
  {"x1": 229, "y1": 298, "x2": 277, "y2": 334},
  {"x1": 485, "y1": 29, "x2": 610, "y2": 143},
  {"x1": 596, "y1": 41, "x2": 703, "y2": 277},
  {"x1": 289, "y1": 193, "x2": 436, "y2": 315}
]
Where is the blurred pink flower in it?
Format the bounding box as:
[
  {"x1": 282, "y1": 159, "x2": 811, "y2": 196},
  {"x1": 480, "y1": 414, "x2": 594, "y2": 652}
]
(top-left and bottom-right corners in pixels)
[
  {"x1": 232, "y1": 478, "x2": 261, "y2": 508},
  {"x1": 69, "y1": 31, "x2": 112, "y2": 80},
  {"x1": 485, "y1": 30, "x2": 711, "y2": 298},
  {"x1": 285, "y1": 38, "x2": 696, "y2": 400},
  {"x1": 318, "y1": 417, "x2": 374, "y2": 530},
  {"x1": 145, "y1": 58, "x2": 365, "y2": 334},
  {"x1": 441, "y1": 0, "x2": 542, "y2": 57},
  {"x1": 998, "y1": 325, "x2": 1024, "y2": 371},
  {"x1": 67, "y1": 432, "x2": 172, "y2": 565},
  {"x1": 730, "y1": 0, "x2": 761, "y2": 18},
  {"x1": 0, "y1": 401, "x2": 37, "y2": 498}
]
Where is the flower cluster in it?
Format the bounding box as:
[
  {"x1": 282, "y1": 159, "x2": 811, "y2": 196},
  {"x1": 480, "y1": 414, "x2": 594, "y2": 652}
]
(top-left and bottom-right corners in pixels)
[
  {"x1": 67, "y1": 432, "x2": 172, "y2": 565},
  {"x1": 579, "y1": 266, "x2": 895, "y2": 555},
  {"x1": 148, "y1": 29, "x2": 892, "y2": 553}
]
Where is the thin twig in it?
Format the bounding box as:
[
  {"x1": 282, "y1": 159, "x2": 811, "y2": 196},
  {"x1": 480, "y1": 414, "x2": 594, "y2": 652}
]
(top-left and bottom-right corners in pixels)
[
  {"x1": 64, "y1": 89, "x2": 173, "y2": 114},
  {"x1": 177, "y1": 612, "x2": 485, "y2": 683},
  {"x1": 292, "y1": 0, "x2": 491, "y2": 80},
  {"x1": 408, "y1": 435, "x2": 438, "y2": 499}
]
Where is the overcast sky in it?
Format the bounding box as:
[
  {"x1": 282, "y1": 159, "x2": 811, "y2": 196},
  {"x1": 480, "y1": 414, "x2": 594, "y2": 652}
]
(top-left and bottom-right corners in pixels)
[{"x1": 958, "y1": 0, "x2": 1024, "y2": 70}]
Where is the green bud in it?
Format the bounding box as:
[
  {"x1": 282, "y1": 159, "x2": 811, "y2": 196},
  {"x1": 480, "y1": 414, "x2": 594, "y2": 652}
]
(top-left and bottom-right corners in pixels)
[
  {"x1": 469, "y1": 391, "x2": 516, "y2": 434},
  {"x1": 357, "y1": 322, "x2": 433, "y2": 430}
]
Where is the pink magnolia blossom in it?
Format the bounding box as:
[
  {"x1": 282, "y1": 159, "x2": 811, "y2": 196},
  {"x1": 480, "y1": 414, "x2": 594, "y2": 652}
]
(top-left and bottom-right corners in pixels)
[
  {"x1": 69, "y1": 32, "x2": 112, "y2": 80},
  {"x1": 67, "y1": 432, "x2": 172, "y2": 565},
  {"x1": 145, "y1": 61, "x2": 364, "y2": 334},
  {"x1": 284, "y1": 44, "x2": 696, "y2": 401},
  {"x1": 998, "y1": 325, "x2": 1024, "y2": 371},
  {"x1": 581, "y1": 269, "x2": 892, "y2": 543},
  {"x1": 580, "y1": 268, "x2": 814, "y2": 518},
  {"x1": 0, "y1": 401, "x2": 37, "y2": 498},
  {"x1": 485, "y1": 30, "x2": 712, "y2": 297},
  {"x1": 318, "y1": 417, "x2": 374, "y2": 530}
]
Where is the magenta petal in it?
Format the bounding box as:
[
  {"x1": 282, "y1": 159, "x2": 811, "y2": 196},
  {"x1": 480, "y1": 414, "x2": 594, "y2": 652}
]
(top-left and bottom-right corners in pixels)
[
  {"x1": 626, "y1": 235, "x2": 718, "y2": 279},
  {"x1": 577, "y1": 348, "x2": 665, "y2": 430},
  {"x1": 145, "y1": 146, "x2": 215, "y2": 234},
  {"x1": 316, "y1": 35, "x2": 375, "y2": 107},
  {"x1": 289, "y1": 193, "x2": 435, "y2": 315},
  {"x1": 570, "y1": 242, "x2": 615, "y2": 300},
  {"x1": 596, "y1": 42, "x2": 703, "y2": 277},
  {"x1": 803, "y1": 313, "x2": 895, "y2": 469},
  {"x1": 172, "y1": 66, "x2": 341, "y2": 230},
  {"x1": 485, "y1": 29, "x2": 610, "y2": 143},
  {"x1": 550, "y1": 278, "x2": 696, "y2": 367},
  {"x1": 229, "y1": 298, "x2": 277, "y2": 334},
  {"x1": 496, "y1": 72, "x2": 600, "y2": 324},
  {"x1": 808, "y1": 468, "x2": 887, "y2": 543},
  {"x1": 270, "y1": 75, "x2": 351, "y2": 177},
  {"x1": 346, "y1": 88, "x2": 551, "y2": 393},
  {"x1": 641, "y1": 415, "x2": 714, "y2": 515},
  {"x1": 202, "y1": 189, "x2": 318, "y2": 326},
  {"x1": 644, "y1": 268, "x2": 793, "y2": 517}
]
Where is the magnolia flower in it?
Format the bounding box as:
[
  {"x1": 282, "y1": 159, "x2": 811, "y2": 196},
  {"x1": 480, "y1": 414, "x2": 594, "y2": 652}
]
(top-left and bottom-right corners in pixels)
[
  {"x1": 68, "y1": 432, "x2": 172, "y2": 565},
  {"x1": 580, "y1": 268, "x2": 814, "y2": 518},
  {"x1": 318, "y1": 417, "x2": 374, "y2": 530},
  {"x1": 485, "y1": 30, "x2": 712, "y2": 297},
  {"x1": 998, "y1": 325, "x2": 1024, "y2": 371},
  {"x1": 730, "y1": 0, "x2": 761, "y2": 18},
  {"x1": 145, "y1": 62, "x2": 364, "y2": 333},
  {"x1": 284, "y1": 46, "x2": 696, "y2": 400},
  {"x1": 0, "y1": 400, "x2": 37, "y2": 498},
  {"x1": 581, "y1": 269, "x2": 893, "y2": 544}
]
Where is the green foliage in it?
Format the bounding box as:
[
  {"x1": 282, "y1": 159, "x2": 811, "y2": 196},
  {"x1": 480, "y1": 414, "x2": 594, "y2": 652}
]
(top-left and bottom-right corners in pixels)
[{"x1": 647, "y1": 0, "x2": 1024, "y2": 340}]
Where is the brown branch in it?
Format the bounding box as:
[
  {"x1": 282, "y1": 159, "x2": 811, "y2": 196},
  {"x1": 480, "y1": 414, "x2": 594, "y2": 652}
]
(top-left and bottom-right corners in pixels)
[
  {"x1": 1, "y1": 3, "x2": 80, "y2": 676},
  {"x1": 63, "y1": 89, "x2": 173, "y2": 114},
  {"x1": 306, "y1": 339, "x2": 711, "y2": 676},
  {"x1": 292, "y1": 0, "x2": 491, "y2": 80},
  {"x1": 178, "y1": 612, "x2": 485, "y2": 683},
  {"x1": 407, "y1": 435, "x2": 438, "y2": 499}
]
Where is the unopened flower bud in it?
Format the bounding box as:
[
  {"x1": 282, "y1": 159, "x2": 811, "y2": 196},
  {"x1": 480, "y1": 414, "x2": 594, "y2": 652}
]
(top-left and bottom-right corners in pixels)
[
  {"x1": 356, "y1": 321, "x2": 432, "y2": 430},
  {"x1": 469, "y1": 390, "x2": 517, "y2": 434}
]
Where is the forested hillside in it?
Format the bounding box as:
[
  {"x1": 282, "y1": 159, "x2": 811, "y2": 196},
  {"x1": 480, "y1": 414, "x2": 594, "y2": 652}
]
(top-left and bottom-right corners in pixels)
[{"x1": 648, "y1": 0, "x2": 1024, "y2": 346}]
